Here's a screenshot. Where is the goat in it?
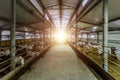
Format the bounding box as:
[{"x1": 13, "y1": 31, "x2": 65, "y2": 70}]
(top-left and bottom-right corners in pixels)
[
  {"x1": 115, "y1": 49, "x2": 120, "y2": 60},
  {"x1": 86, "y1": 43, "x2": 111, "y2": 55},
  {"x1": 14, "y1": 56, "x2": 24, "y2": 67},
  {"x1": 27, "y1": 51, "x2": 39, "y2": 57}
]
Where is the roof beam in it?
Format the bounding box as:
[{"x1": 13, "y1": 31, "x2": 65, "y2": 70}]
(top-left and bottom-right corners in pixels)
[
  {"x1": 99, "y1": 17, "x2": 120, "y2": 25},
  {"x1": 58, "y1": 0, "x2": 62, "y2": 29},
  {"x1": 29, "y1": 0, "x2": 51, "y2": 26},
  {"x1": 0, "y1": 16, "x2": 10, "y2": 22},
  {"x1": 77, "y1": 0, "x2": 102, "y2": 21},
  {"x1": 68, "y1": 0, "x2": 101, "y2": 30},
  {"x1": 18, "y1": 0, "x2": 51, "y2": 28},
  {"x1": 46, "y1": 4, "x2": 76, "y2": 9},
  {"x1": 79, "y1": 20, "x2": 101, "y2": 26},
  {"x1": 62, "y1": 4, "x2": 76, "y2": 8},
  {"x1": 46, "y1": 4, "x2": 59, "y2": 8},
  {"x1": 0, "y1": 18, "x2": 40, "y2": 31},
  {"x1": 47, "y1": 7, "x2": 74, "y2": 10},
  {"x1": 79, "y1": 17, "x2": 120, "y2": 27},
  {"x1": 0, "y1": 28, "x2": 33, "y2": 33},
  {"x1": 17, "y1": 0, "x2": 42, "y2": 20},
  {"x1": 67, "y1": 0, "x2": 82, "y2": 29},
  {"x1": 38, "y1": 0, "x2": 54, "y2": 26},
  {"x1": 109, "y1": 17, "x2": 120, "y2": 22},
  {"x1": 17, "y1": 25, "x2": 36, "y2": 29},
  {"x1": 109, "y1": 27, "x2": 120, "y2": 31},
  {"x1": 96, "y1": 17, "x2": 120, "y2": 27}
]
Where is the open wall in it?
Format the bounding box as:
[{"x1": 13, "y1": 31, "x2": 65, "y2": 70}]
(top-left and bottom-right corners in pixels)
[{"x1": 82, "y1": 31, "x2": 120, "y2": 48}]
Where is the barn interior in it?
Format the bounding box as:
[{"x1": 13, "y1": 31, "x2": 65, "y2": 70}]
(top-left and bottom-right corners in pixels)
[{"x1": 0, "y1": 0, "x2": 120, "y2": 80}]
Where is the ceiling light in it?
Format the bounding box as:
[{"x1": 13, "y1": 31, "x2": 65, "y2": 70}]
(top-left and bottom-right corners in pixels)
[
  {"x1": 91, "y1": 35, "x2": 94, "y2": 38},
  {"x1": 93, "y1": 26, "x2": 97, "y2": 29}
]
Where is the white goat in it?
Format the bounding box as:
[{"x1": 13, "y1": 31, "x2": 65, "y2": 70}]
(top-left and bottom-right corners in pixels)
[
  {"x1": 14, "y1": 56, "x2": 24, "y2": 67},
  {"x1": 78, "y1": 41, "x2": 86, "y2": 47},
  {"x1": 18, "y1": 44, "x2": 34, "y2": 50},
  {"x1": 115, "y1": 49, "x2": 120, "y2": 60},
  {"x1": 0, "y1": 49, "x2": 10, "y2": 56},
  {"x1": 27, "y1": 51, "x2": 39, "y2": 56},
  {"x1": 86, "y1": 43, "x2": 111, "y2": 55}
]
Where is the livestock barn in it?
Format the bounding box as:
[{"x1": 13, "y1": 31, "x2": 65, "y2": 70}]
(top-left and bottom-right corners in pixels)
[{"x1": 0, "y1": 0, "x2": 120, "y2": 80}]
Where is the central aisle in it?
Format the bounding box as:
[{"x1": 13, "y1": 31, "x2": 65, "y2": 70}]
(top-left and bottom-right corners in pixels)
[{"x1": 19, "y1": 43, "x2": 98, "y2": 80}]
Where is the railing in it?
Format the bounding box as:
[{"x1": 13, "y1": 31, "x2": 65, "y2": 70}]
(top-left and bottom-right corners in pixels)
[
  {"x1": 0, "y1": 39, "x2": 52, "y2": 79},
  {"x1": 73, "y1": 40, "x2": 120, "y2": 79},
  {"x1": 70, "y1": 42, "x2": 115, "y2": 80}
]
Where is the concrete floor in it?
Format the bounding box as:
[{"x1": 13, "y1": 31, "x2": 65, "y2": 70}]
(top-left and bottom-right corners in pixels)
[{"x1": 18, "y1": 43, "x2": 98, "y2": 80}]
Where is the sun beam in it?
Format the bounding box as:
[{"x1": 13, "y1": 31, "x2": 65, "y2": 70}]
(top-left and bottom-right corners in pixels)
[{"x1": 55, "y1": 30, "x2": 66, "y2": 43}]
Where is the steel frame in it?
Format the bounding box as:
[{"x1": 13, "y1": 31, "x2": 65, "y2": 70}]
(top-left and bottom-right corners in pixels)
[{"x1": 10, "y1": 0, "x2": 16, "y2": 70}]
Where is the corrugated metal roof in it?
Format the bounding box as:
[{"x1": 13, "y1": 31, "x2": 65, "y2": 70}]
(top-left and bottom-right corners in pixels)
[{"x1": 0, "y1": 0, "x2": 120, "y2": 33}]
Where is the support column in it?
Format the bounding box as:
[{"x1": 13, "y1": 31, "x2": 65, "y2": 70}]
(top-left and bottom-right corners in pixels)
[
  {"x1": 87, "y1": 33, "x2": 89, "y2": 43},
  {"x1": 34, "y1": 31, "x2": 36, "y2": 43},
  {"x1": 0, "y1": 31, "x2": 2, "y2": 47},
  {"x1": 70, "y1": 28, "x2": 72, "y2": 43},
  {"x1": 82, "y1": 33, "x2": 84, "y2": 44},
  {"x1": 24, "y1": 32, "x2": 26, "y2": 44},
  {"x1": 103, "y1": 0, "x2": 108, "y2": 72},
  {"x1": 39, "y1": 32, "x2": 41, "y2": 40},
  {"x1": 81, "y1": 33, "x2": 84, "y2": 45},
  {"x1": 97, "y1": 32, "x2": 99, "y2": 45},
  {"x1": 10, "y1": 0, "x2": 16, "y2": 70},
  {"x1": 50, "y1": 24, "x2": 52, "y2": 40},
  {"x1": 43, "y1": 10, "x2": 45, "y2": 47},
  {"x1": 81, "y1": 33, "x2": 83, "y2": 41},
  {"x1": 80, "y1": 33, "x2": 83, "y2": 53},
  {"x1": 34, "y1": 31, "x2": 35, "y2": 41},
  {"x1": 75, "y1": 11, "x2": 78, "y2": 48},
  {"x1": 69, "y1": 30, "x2": 71, "y2": 43},
  {"x1": 49, "y1": 28, "x2": 51, "y2": 42}
]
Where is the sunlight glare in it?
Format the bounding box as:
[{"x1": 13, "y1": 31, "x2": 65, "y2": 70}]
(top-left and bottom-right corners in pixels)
[{"x1": 55, "y1": 31, "x2": 66, "y2": 43}]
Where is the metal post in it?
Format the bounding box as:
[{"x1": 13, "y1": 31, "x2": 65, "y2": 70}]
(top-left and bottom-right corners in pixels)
[
  {"x1": 97, "y1": 32, "x2": 99, "y2": 45},
  {"x1": 39, "y1": 32, "x2": 41, "y2": 41},
  {"x1": 24, "y1": 32, "x2": 26, "y2": 44},
  {"x1": 87, "y1": 33, "x2": 89, "y2": 43},
  {"x1": 82, "y1": 33, "x2": 84, "y2": 44},
  {"x1": 70, "y1": 31, "x2": 72, "y2": 43},
  {"x1": 0, "y1": 31, "x2": 2, "y2": 47},
  {"x1": 69, "y1": 29, "x2": 72, "y2": 43},
  {"x1": 80, "y1": 33, "x2": 83, "y2": 52},
  {"x1": 70, "y1": 33, "x2": 71, "y2": 43},
  {"x1": 50, "y1": 24, "x2": 52, "y2": 40},
  {"x1": 34, "y1": 31, "x2": 36, "y2": 44},
  {"x1": 69, "y1": 30, "x2": 71, "y2": 43},
  {"x1": 10, "y1": 0, "x2": 16, "y2": 70},
  {"x1": 103, "y1": 0, "x2": 108, "y2": 72},
  {"x1": 43, "y1": 10, "x2": 45, "y2": 47},
  {"x1": 75, "y1": 11, "x2": 77, "y2": 48},
  {"x1": 51, "y1": 24, "x2": 53, "y2": 40},
  {"x1": 81, "y1": 33, "x2": 83, "y2": 41},
  {"x1": 82, "y1": 33, "x2": 84, "y2": 41},
  {"x1": 33, "y1": 31, "x2": 35, "y2": 41}
]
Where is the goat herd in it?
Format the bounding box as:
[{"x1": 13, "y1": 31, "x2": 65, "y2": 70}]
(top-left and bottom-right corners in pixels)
[
  {"x1": 76, "y1": 41, "x2": 120, "y2": 60},
  {"x1": 0, "y1": 41, "x2": 47, "y2": 75}
]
